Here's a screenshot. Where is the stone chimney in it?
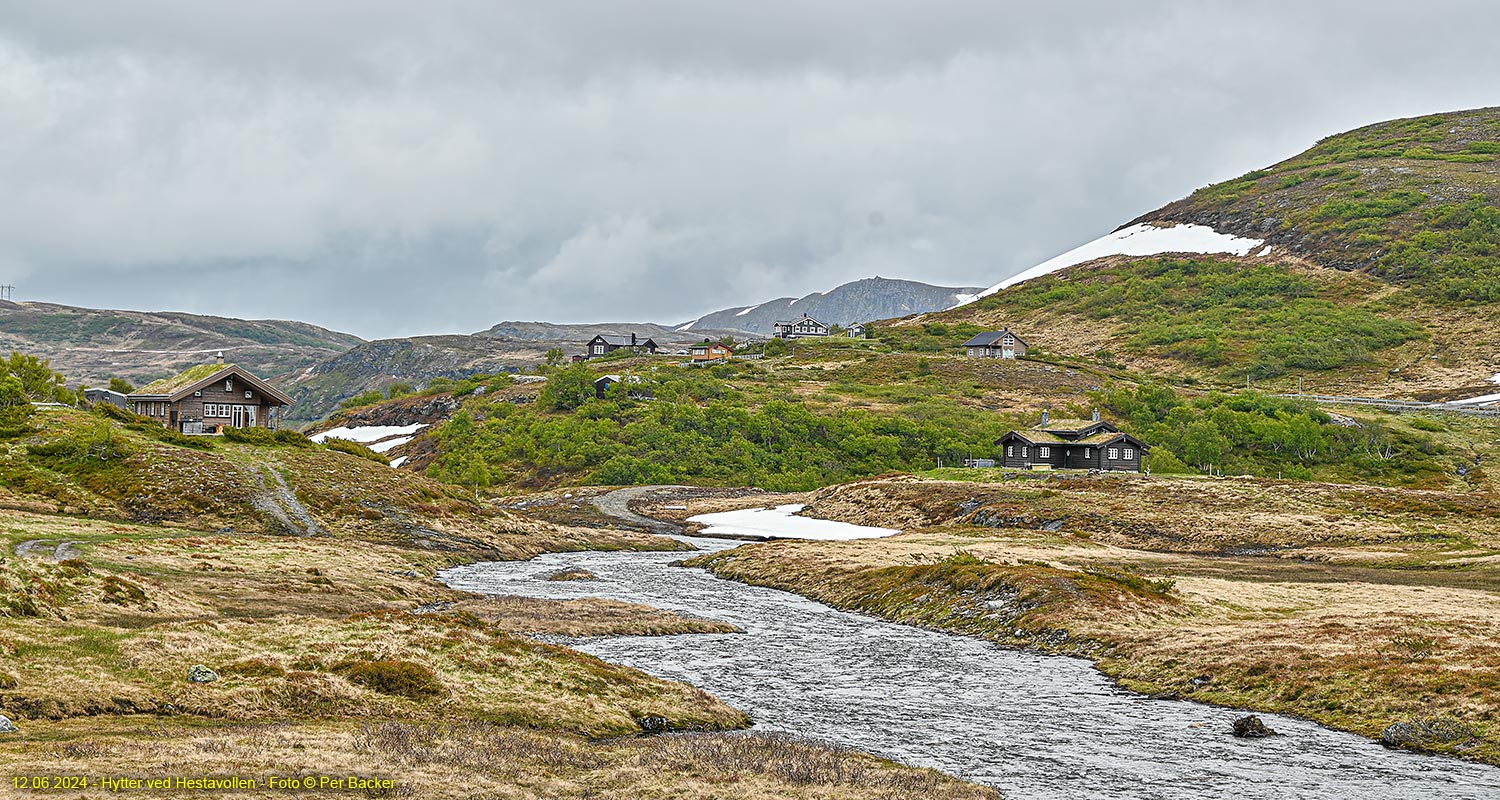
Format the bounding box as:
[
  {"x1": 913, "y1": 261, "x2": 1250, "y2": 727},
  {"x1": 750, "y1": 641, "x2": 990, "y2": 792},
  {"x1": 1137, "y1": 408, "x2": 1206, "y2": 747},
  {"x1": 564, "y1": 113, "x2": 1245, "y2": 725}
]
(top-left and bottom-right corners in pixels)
[
  {"x1": 1041, "y1": 409, "x2": 1051, "y2": 426},
  {"x1": 215, "y1": 351, "x2": 225, "y2": 364},
  {"x1": 1092, "y1": 408, "x2": 1101, "y2": 422}
]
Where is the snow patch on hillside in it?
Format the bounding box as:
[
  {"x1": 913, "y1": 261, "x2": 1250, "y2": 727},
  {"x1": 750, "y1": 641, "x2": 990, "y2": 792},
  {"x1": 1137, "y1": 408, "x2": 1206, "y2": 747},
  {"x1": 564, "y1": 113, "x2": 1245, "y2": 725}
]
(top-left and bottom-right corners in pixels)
[
  {"x1": 388, "y1": 456, "x2": 409, "y2": 469},
  {"x1": 310, "y1": 423, "x2": 428, "y2": 444},
  {"x1": 675, "y1": 320, "x2": 698, "y2": 331},
  {"x1": 735, "y1": 302, "x2": 763, "y2": 317},
  {"x1": 962, "y1": 223, "x2": 1265, "y2": 305},
  {"x1": 369, "y1": 436, "x2": 414, "y2": 453}
]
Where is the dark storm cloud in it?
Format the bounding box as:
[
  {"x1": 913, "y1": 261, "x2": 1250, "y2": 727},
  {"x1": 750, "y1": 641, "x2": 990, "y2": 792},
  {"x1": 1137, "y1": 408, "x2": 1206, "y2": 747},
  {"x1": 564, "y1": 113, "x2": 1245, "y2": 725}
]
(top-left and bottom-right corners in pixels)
[{"x1": 1, "y1": 1, "x2": 1497, "y2": 337}]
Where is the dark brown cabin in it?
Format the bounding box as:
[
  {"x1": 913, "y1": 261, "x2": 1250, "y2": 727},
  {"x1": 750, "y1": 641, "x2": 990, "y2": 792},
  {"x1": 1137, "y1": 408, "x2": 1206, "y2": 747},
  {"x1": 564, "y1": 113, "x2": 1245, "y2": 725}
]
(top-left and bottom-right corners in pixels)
[
  {"x1": 996, "y1": 409, "x2": 1149, "y2": 472},
  {"x1": 127, "y1": 356, "x2": 292, "y2": 434}
]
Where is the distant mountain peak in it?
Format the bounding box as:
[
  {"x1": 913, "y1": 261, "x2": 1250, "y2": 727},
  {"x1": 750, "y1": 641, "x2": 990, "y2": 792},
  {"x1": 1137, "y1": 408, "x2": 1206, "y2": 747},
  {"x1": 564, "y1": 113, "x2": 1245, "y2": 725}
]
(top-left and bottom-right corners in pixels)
[{"x1": 681, "y1": 276, "x2": 984, "y2": 334}]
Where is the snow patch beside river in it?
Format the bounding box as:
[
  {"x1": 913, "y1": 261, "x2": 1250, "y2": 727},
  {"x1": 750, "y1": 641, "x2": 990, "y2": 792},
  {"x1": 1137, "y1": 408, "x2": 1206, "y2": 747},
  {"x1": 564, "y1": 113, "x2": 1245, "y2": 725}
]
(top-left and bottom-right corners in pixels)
[{"x1": 688, "y1": 504, "x2": 899, "y2": 540}]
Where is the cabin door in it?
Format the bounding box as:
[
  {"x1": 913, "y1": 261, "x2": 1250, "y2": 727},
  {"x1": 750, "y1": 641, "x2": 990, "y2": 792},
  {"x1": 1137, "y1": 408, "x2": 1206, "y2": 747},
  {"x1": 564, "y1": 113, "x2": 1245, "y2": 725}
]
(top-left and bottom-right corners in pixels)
[{"x1": 231, "y1": 405, "x2": 246, "y2": 427}]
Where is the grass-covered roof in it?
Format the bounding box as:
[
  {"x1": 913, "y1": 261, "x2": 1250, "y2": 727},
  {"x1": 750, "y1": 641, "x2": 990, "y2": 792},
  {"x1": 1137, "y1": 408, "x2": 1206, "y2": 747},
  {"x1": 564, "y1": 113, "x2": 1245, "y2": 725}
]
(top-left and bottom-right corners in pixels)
[{"x1": 133, "y1": 363, "x2": 232, "y2": 396}]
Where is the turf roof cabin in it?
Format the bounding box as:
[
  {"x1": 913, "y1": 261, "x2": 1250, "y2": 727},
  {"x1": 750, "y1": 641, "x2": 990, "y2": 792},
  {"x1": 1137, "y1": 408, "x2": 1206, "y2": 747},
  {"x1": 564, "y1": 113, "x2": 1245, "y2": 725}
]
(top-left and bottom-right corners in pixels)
[
  {"x1": 996, "y1": 409, "x2": 1149, "y2": 472},
  {"x1": 127, "y1": 354, "x2": 292, "y2": 434}
]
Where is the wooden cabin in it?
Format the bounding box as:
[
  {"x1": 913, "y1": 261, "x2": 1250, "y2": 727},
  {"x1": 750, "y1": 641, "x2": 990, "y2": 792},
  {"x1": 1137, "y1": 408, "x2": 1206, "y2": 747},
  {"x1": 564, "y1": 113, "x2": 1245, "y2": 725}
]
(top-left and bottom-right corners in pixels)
[
  {"x1": 772, "y1": 314, "x2": 830, "y2": 339},
  {"x1": 963, "y1": 328, "x2": 1029, "y2": 359},
  {"x1": 995, "y1": 410, "x2": 1148, "y2": 472},
  {"x1": 127, "y1": 355, "x2": 292, "y2": 434},
  {"x1": 690, "y1": 340, "x2": 735, "y2": 362},
  {"x1": 583, "y1": 333, "x2": 658, "y2": 358}
]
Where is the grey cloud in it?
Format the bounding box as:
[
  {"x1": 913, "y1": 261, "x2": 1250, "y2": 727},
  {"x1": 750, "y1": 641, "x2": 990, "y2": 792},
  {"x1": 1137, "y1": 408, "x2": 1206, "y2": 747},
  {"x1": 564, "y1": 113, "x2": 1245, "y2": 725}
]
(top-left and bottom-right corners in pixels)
[{"x1": 1, "y1": 2, "x2": 1498, "y2": 337}]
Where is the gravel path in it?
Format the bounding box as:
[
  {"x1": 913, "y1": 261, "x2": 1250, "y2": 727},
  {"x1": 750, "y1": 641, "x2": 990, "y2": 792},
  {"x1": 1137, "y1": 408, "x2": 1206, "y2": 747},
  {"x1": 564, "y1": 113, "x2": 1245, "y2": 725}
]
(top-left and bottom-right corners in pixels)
[{"x1": 588, "y1": 486, "x2": 688, "y2": 534}]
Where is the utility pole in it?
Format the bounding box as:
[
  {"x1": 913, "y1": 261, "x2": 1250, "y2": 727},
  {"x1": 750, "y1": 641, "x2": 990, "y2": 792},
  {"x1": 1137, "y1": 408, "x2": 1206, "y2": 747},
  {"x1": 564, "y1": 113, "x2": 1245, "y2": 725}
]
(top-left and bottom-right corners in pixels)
[
  {"x1": 1298, "y1": 376, "x2": 1304, "y2": 396},
  {"x1": 0, "y1": 285, "x2": 13, "y2": 301}
]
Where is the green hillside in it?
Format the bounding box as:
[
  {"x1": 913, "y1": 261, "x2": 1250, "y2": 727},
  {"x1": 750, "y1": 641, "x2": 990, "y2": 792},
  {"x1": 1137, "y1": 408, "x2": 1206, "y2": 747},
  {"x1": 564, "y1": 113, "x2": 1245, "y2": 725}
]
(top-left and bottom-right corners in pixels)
[
  {"x1": 1146, "y1": 107, "x2": 1500, "y2": 299},
  {"x1": 908, "y1": 108, "x2": 1500, "y2": 399}
]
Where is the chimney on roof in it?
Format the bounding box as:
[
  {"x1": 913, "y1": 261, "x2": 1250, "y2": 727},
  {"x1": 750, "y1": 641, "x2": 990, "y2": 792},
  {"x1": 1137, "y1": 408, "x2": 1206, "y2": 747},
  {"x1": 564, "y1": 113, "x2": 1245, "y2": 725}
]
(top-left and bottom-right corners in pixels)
[
  {"x1": 215, "y1": 351, "x2": 224, "y2": 364},
  {"x1": 1092, "y1": 408, "x2": 1101, "y2": 422},
  {"x1": 1041, "y1": 409, "x2": 1050, "y2": 426}
]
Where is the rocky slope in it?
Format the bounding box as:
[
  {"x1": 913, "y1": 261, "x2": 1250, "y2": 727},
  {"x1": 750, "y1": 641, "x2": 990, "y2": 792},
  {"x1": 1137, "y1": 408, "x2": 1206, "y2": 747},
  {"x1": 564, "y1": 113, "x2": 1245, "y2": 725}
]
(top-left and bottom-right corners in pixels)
[
  {"x1": 0, "y1": 300, "x2": 362, "y2": 389},
  {"x1": 679, "y1": 276, "x2": 983, "y2": 335},
  {"x1": 476, "y1": 320, "x2": 745, "y2": 344},
  {"x1": 286, "y1": 323, "x2": 750, "y2": 424}
]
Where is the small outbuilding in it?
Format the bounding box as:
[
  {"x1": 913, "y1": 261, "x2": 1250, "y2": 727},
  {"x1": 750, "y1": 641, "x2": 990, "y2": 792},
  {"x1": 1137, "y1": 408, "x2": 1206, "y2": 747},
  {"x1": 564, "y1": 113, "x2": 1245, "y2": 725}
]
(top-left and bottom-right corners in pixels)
[
  {"x1": 996, "y1": 409, "x2": 1149, "y2": 472},
  {"x1": 594, "y1": 374, "x2": 651, "y2": 400},
  {"x1": 83, "y1": 388, "x2": 129, "y2": 409}
]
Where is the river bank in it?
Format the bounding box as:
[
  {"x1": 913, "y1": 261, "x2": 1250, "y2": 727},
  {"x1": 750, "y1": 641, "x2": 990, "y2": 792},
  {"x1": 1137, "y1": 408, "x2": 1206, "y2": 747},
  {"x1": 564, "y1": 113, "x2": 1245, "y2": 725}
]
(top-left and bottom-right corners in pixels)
[
  {"x1": 0, "y1": 507, "x2": 997, "y2": 799},
  {"x1": 669, "y1": 475, "x2": 1500, "y2": 765},
  {"x1": 443, "y1": 539, "x2": 1500, "y2": 799}
]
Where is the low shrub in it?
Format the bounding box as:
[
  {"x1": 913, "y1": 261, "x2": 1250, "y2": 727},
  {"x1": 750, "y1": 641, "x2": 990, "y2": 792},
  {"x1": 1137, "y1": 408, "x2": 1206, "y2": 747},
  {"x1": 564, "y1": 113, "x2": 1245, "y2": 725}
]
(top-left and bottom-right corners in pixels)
[
  {"x1": 335, "y1": 660, "x2": 446, "y2": 699},
  {"x1": 222, "y1": 426, "x2": 315, "y2": 447},
  {"x1": 221, "y1": 657, "x2": 288, "y2": 679},
  {"x1": 325, "y1": 438, "x2": 390, "y2": 465}
]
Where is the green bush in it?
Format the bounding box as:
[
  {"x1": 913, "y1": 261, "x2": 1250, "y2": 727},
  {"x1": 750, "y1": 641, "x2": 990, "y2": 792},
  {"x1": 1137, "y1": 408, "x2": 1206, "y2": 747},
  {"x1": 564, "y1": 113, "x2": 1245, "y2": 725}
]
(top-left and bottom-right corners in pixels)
[
  {"x1": 335, "y1": 660, "x2": 446, "y2": 699},
  {"x1": 325, "y1": 437, "x2": 390, "y2": 465},
  {"x1": 221, "y1": 427, "x2": 314, "y2": 448},
  {"x1": 339, "y1": 390, "x2": 386, "y2": 410}
]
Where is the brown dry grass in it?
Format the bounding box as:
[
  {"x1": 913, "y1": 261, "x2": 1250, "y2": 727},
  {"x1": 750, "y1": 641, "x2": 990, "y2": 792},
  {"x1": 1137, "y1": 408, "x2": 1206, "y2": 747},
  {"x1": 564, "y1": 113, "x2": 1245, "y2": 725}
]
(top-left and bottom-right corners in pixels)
[
  {"x1": 460, "y1": 596, "x2": 741, "y2": 637},
  {"x1": 0, "y1": 717, "x2": 999, "y2": 799},
  {"x1": 0, "y1": 508, "x2": 997, "y2": 797}
]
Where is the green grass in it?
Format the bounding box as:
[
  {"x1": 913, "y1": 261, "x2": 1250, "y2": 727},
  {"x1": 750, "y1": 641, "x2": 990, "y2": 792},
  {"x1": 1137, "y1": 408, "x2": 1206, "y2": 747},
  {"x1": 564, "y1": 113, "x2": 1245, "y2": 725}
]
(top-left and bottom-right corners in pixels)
[{"x1": 1167, "y1": 107, "x2": 1500, "y2": 303}]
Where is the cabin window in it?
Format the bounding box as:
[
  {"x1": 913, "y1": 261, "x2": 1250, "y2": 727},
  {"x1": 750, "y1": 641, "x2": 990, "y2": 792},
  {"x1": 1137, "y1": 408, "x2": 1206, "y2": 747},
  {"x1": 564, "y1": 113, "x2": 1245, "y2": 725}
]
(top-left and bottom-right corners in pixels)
[
  {"x1": 1021, "y1": 446, "x2": 1029, "y2": 458},
  {"x1": 1038, "y1": 446, "x2": 1050, "y2": 458},
  {"x1": 1108, "y1": 447, "x2": 1119, "y2": 460},
  {"x1": 1005, "y1": 445, "x2": 1014, "y2": 458},
  {"x1": 1124, "y1": 448, "x2": 1135, "y2": 459},
  {"x1": 245, "y1": 390, "x2": 253, "y2": 399},
  {"x1": 1084, "y1": 448, "x2": 1092, "y2": 457},
  {"x1": 225, "y1": 378, "x2": 233, "y2": 392}
]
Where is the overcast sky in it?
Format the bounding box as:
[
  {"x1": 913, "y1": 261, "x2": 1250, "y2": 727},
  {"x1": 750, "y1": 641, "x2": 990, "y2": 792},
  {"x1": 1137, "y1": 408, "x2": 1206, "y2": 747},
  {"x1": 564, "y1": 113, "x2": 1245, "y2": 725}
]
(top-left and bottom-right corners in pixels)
[{"x1": 2, "y1": 2, "x2": 1497, "y2": 339}]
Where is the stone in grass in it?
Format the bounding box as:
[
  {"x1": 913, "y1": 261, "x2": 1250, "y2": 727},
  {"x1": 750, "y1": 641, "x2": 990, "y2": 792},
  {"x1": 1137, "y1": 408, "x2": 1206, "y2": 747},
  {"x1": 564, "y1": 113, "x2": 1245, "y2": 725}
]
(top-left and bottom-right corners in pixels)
[
  {"x1": 0, "y1": 715, "x2": 18, "y2": 734},
  {"x1": 187, "y1": 664, "x2": 219, "y2": 684},
  {"x1": 1231, "y1": 715, "x2": 1278, "y2": 738}
]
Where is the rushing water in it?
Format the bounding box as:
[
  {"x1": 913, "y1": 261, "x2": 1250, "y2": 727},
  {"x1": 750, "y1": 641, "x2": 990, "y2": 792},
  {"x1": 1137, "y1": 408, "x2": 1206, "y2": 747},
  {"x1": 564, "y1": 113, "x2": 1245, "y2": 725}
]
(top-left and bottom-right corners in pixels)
[{"x1": 441, "y1": 538, "x2": 1500, "y2": 800}]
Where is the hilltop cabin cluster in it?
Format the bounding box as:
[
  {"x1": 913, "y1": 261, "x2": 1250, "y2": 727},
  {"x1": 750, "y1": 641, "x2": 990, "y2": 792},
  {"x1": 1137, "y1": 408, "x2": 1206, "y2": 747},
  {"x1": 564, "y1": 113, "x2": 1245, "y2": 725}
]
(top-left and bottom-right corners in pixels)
[
  {"x1": 126, "y1": 354, "x2": 291, "y2": 434},
  {"x1": 996, "y1": 410, "x2": 1149, "y2": 472}
]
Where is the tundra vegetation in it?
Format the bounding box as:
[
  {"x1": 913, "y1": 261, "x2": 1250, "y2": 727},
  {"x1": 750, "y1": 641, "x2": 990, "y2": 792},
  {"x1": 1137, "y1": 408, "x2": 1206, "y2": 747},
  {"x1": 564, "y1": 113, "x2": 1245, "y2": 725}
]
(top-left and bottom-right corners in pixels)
[
  {"x1": 0, "y1": 377, "x2": 991, "y2": 797},
  {"x1": 420, "y1": 352, "x2": 1497, "y2": 492}
]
